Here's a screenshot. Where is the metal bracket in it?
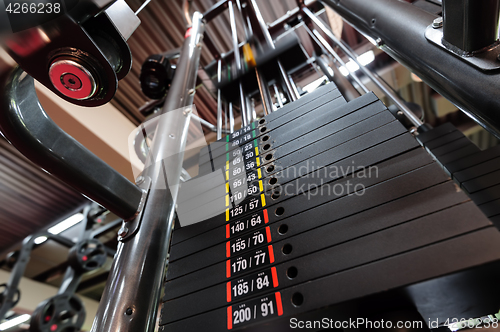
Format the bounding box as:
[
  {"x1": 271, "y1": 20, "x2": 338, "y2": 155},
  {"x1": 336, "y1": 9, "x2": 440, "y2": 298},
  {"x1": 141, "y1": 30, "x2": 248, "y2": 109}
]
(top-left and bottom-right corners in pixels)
[
  {"x1": 118, "y1": 176, "x2": 152, "y2": 241},
  {"x1": 425, "y1": 25, "x2": 500, "y2": 71}
]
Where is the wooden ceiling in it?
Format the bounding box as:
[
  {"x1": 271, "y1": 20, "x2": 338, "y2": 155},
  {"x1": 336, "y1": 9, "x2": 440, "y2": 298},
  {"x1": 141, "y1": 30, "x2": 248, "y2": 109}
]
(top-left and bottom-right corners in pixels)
[{"x1": 110, "y1": 0, "x2": 335, "y2": 126}]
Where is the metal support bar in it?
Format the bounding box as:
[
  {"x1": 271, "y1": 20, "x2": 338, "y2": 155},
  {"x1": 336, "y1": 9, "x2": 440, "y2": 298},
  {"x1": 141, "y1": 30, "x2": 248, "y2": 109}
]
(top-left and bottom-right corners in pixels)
[
  {"x1": 203, "y1": 0, "x2": 229, "y2": 22},
  {"x1": 58, "y1": 206, "x2": 96, "y2": 296},
  {"x1": 58, "y1": 265, "x2": 83, "y2": 296},
  {"x1": 240, "y1": 2, "x2": 254, "y2": 39},
  {"x1": 180, "y1": 168, "x2": 192, "y2": 182},
  {"x1": 303, "y1": 21, "x2": 369, "y2": 94},
  {"x1": 41, "y1": 233, "x2": 76, "y2": 248},
  {"x1": 228, "y1": 1, "x2": 242, "y2": 73},
  {"x1": 217, "y1": 89, "x2": 223, "y2": 140},
  {"x1": 317, "y1": 0, "x2": 500, "y2": 136},
  {"x1": 312, "y1": 30, "x2": 369, "y2": 91},
  {"x1": 268, "y1": 1, "x2": 321, "y2": 37},
  {"x1": 192, "y1": 114, "x2": 230, "y2": 134},
  {"x1": 134, "y1": 110, "x2": 228, "y2": 164},
  {"x1": 303, "y1": 7, "x2": 424, "y2": 128},
  {"x1": 236, "y1": 0, "x2": 251, "y2": 41},
  {"x1": 249, "y1": 0, "x2": 275, "y2": 48},
  {"x1": 91, "y1": 12, "x2": 205, "y2": 332},
  {"x1": 277, "y1": 60, "x2": 300, "y2": 101},
  {"x1": 443, "y1": 0, "x2": 500, "y2": 53},
  {"x1": 225, "y1": 100, "x2": 228, "y2": 133},
  {"x1": 255, "y1": 68, "x2": 273, "y2": 115}
]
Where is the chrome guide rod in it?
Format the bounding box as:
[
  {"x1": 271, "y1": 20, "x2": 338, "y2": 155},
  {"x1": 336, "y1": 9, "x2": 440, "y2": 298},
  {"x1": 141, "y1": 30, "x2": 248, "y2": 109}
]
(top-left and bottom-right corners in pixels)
[
  {"x1": 229, "y1": 102, "x2": 235, "y2": 132},
  {"x1": 247, "y1": 0, "x2": 275, "y2": 114},
  {"x1": 217, "y1": 59, "x2": 223, "y2": 140},
  {"x1": 192, "y1": 114, "x2": 228, "y2": 133},
  {"x1": 225, "y1": 99, "x2": 228, "y2": 133},
  {"x1": 133, "y1": 112, "x2": 225, "y2": 164},
  {"x1": 255, "y1": 68, "x2": 273, "y2": 115},
  {"x1": 247, "y1": 97, "x2": 256, "y2": 122},
  {"x1": 303, "y1": 7, "x2": 424, "y2": 127},
  {"x1": 287, "y1": 74, "x2": 301, "y2": 100},
  {"x1": 239, "y1": 83, "x2": 249, "y2": 126},
  {"x1": 302, "y1": 22, "x2": 369, "y2": 93},
  {"x1": 228, "y1": 1, "x2": 248, "y2": 126},
  {"x1": 228, "y1": 1, "x2": 242, "y2": 72},
  {"x1": 90, "y1": 12, "x2": 205, "y2": 332},
  {"x1": 250, "y1": 0, "x2": 275, "y2": 49},
  {"x1": 236, "y1": 0, "x2": 251, "y2": 40},
  {"x1": 274, "y1": 84, "x2": 283, "y2": 108},
  {"x1": 278, "y1": 60, "x2": 300, "y2": 101},
  {"x1": 245, "y1": 95, "x2": 253, "y2": 123}
]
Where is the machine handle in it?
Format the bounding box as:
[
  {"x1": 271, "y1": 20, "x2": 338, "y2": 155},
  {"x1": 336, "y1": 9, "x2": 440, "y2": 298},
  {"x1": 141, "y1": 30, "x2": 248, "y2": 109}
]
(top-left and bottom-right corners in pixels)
[{"x1": 0, "y1": 67, "x2": 142, "y2": 220}]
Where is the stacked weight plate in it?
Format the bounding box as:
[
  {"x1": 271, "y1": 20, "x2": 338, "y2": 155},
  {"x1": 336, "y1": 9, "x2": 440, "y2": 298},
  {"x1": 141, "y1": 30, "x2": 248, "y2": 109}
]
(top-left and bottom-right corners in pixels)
[
  {"x1": 175, "y1": 83, "x2": 346, "y2": 228},
  {"x1": 418, "y1": 123, "x2": 500, "y2": 227},
  {"x1": 161, "y1": 87, "x2": 500, "y2": 332}
]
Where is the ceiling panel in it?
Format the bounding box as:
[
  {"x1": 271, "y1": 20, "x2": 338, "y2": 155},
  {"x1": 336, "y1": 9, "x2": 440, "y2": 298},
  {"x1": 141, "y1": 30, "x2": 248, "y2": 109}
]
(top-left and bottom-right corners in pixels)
[{"x1": 0, "y1": 138, "x2": 88, "y2": 253}]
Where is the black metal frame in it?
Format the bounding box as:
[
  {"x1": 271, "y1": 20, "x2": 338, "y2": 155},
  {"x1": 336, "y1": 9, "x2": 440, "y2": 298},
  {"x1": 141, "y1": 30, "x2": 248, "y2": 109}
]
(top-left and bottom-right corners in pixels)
[
  {"x1": 319, "y1": 0, "x2": 500, "y2": 139},
  {"x1": 0, "y1": 204, "x2": 117, "y2": 324}
]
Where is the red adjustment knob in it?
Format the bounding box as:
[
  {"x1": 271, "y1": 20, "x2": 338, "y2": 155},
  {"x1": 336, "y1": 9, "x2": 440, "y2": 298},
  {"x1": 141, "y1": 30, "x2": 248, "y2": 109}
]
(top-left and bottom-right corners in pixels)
[{"x1": 49, "y1": 59, "x2": 97, "y2": 100}]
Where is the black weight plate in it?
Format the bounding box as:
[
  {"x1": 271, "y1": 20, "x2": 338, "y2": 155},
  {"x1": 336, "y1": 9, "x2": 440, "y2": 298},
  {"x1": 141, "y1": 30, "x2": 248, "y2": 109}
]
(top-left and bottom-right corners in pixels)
[
  {"x1": 201, "y1": 92, "x2": 347, "y2": 172},
  {"x1": 164, "y1": 162, "x2": 451, "y2": 298},
  {"x1": 478, "y1": 198, "x2": 500, "y2": 217},
  {"x1": 161, "y1": 207, "x2": 494, "y2": 329},
  {"x1": 437, "y1": 144, "x2": 480, "y2": 165},
  {"x1": 174, "y1": 120, "x2": 408, "y2": 242},
  {"x1": 423, "y1": 130, "x2": 463, "y2": 150},
  {"x1": 462, "y1": 169, "x2": 500, "y2": 194},
  {"x1": 205, "y1": 95, "x2": 378, "y2": 172},
  {"x1": 169, "y1": 146, "x2": 435, "y2": 275},
  {"x1": 468, "y1": 183, "x2": 500, "y2": 205},
  {"x1": 454, "y1": 157, "x2": 500, "y2": 183},
  {"x1": 184, "y1": 106, "x2": 393, "y2": 212},
  {"x1": 430, "y1": 137, "x2": 472, "y2": 157},
  {"x1": 445, "y1": 144, "x2": 500, "y2": 174},
  {"x1": 416, "y1": 123, "x2": 456, "y2": 144},
  {"x1": 171, "y1": 137, "x2": 423, "y2": 261},
  {"x1": 202, "y1": 86, "x2": 345, "y2": 161},
  {"x1": 162, "y1": 188, "x2": 475, "y2": 322},
  {"x1": 201, "y1": 83, "x2": 338, "y2": 155}
]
